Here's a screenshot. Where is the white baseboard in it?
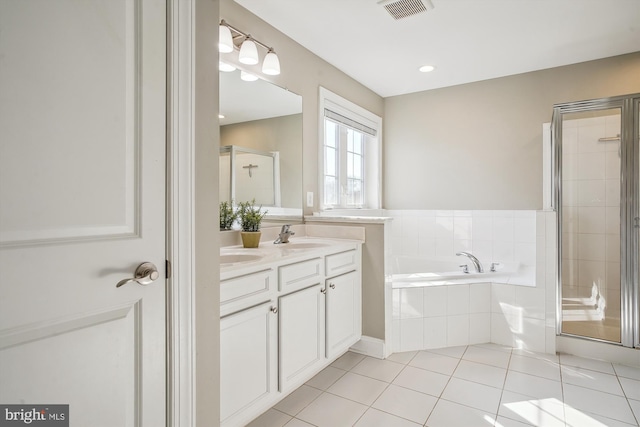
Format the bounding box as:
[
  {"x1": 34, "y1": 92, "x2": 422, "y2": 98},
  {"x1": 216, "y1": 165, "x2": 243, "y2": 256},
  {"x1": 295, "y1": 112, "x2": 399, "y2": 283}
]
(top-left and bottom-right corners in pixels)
[{"x1": 349, "y1": 336, "x2": 389, "y2": 359}]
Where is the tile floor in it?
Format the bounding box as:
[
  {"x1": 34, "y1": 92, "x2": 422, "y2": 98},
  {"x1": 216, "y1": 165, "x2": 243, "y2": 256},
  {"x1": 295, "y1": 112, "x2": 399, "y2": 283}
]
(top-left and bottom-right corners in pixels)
[{"x1": 247, "y1": 344, "x2": 640, "y2": 427}]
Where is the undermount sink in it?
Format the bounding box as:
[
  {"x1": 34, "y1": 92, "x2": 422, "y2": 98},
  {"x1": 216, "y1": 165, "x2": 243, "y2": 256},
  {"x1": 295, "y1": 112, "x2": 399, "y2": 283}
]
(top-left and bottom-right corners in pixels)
[{"x1": 220, "y1": 253, "x2": 263, "y2": 265}]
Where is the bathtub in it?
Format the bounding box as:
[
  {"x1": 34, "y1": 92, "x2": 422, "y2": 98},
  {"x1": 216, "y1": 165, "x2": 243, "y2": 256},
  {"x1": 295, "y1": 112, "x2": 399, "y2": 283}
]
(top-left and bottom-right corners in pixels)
[
  {"x1": 390, "y1": 255, "x2": 531, "y2": 288},
  {"x1": 390, "y1": 255, "x2": 540, "y2": 352}
]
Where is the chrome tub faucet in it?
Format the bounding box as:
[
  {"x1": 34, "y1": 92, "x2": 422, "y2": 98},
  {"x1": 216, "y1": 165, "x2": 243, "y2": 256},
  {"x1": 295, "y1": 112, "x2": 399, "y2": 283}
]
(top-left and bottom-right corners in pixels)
[{"x1": 456, "y1": 251, "x2": 484, "y2": 273}]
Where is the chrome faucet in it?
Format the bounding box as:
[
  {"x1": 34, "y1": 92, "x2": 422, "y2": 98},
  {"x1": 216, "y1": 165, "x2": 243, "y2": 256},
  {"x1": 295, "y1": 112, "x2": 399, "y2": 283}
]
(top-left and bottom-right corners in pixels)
[
  {"x1": 274, "y1": 224, "x2": 295, "y2": 244},
  {"x1": 456, "y1": 251, "x2": 484, "y2": 273}
]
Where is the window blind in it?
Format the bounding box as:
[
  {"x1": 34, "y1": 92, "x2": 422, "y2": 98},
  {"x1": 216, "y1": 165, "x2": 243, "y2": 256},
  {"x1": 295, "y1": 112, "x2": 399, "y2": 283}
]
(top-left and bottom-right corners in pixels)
[{"x1": 324, "y1": 108, "x2": 377, "y2": 137}]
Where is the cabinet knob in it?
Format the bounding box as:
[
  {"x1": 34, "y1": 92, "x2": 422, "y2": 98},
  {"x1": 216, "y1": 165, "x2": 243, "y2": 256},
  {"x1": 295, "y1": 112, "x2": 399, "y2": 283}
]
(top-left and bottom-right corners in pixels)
[
  {"x1": 270, "y1": 306, "x2": 278, "y2": 314},
  {"x1": 320, "y1": 288, "x2": 326, "y2": 294},
  {"x1": 329, "y1": 283, "x2": 336, "y2": 289}
]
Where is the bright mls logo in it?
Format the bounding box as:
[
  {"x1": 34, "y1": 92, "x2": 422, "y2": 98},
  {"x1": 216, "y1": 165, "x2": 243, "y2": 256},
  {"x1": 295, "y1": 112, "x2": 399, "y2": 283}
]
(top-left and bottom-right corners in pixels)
[{"x1": 0, "y1": 405, "x2": 68, "y2": 427}]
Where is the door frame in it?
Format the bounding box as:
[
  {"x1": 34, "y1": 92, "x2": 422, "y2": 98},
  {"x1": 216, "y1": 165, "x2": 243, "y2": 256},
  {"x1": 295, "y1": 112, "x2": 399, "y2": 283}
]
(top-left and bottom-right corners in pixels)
[{"x1": 167, "y1": 1, "x2": 220, "y2": 426}]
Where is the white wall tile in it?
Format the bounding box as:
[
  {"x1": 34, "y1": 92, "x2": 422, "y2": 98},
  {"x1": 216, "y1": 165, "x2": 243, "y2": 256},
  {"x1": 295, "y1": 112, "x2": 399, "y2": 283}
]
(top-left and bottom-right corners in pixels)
[
  {"x1": 491, "y1": 313, "x2": 515, "y2": 347},
  {"x1": 392, "y1": 320, "x2": 401, "y2": 352},
  {"x1": 447, "y1": 285, "x2": 470, "y2": 315},
  {"x1": 400, "y1": 318, "x2": 423, "y2": 352},
  {"x1": 515, "y1": 242, "x2": 536, "y2": 267},
  {"x1": 518, "y1": 318, "x2": 546, "y2": 352},
  {"x1": 400, "y1": 288, "x2": 424, "y2": 319},
  {"x1": 472, "y1": 217, "x2": 492, "y2": 241},
  {"x1": 577, "y1": 233, "x2": 606, "y2": 261},
  {"x1": 435, "y1": 239, "x2": 454, "y2": 257},
  {"x1": 514, "y1": 217, "x2": 536, "y2": 243},
  {"x1": 493, "y1": 240, "x2": 514, "y2": 262},
  {"x1": 605, "y1": 151, "x2": 620, "y2": 180},
  {"x1": 435, "y1": 216, "x2": 454, "y2": 240},
  {"x1": 577, "y1": 180, "x2": 606, "y2": 207},
  {"x1": 454, "y1": 217, "x2": 472, "y2": 240},
  {"x1": 578, "y1": 207, "x2": 606, "y2": 234},
  {"x1": 469, "y1": 313, "x2": 491, "y2": 345},
  {"x1": 605, "y1": 179, "x2": 620, "y2": 206},
  {"x1": 392, "y1": 289, "x2": 401, "y2": 320},
  {"x1": 491, "y1": 283, "x2": 516, "y2": 314},
  {"x1": 605, "y1": 206, "x2": 620, "y2": 234},
  {"x1": 606, "y1": 233, "x2": 620, "y2": 263},
  {"x1": 424, "y1": 286, "x2": 447, "y2": 317},
  {"x1": 447, "y1": 315, "x2": 469, "y2": 347},
  {"x1": 423, "y1": 317, "x2": 447, "y2": 349},
  {"x1": 469, "y1": 283, "x2": 491, "y2": 313},
  {"x1": 577, "y1": 152, "x2": 606, "y2": 180},
  {"x1": 493, "y1": 217, "x2": 515, "y2": 242},
  {"x1": 515, "y1": 287, "x2": 546, "y2": 320},
  {"x1": 453, "y1": 239, "x2": 472, "y2": 254}
]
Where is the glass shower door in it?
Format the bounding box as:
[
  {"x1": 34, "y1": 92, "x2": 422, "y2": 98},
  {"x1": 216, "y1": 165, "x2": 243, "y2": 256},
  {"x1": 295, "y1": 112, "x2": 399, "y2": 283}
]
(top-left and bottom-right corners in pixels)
[{"x1": 559, "y1": 108, "x2": 622, "y2": 342}]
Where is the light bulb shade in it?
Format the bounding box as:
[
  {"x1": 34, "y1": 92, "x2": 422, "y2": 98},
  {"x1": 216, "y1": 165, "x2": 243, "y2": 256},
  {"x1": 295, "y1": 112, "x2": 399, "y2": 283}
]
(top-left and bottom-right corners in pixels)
[
  {"x1": 238, "y1": 38, "x2": 259, "y2": 65},
  {"x1": 219, "y1": 24, "x2": 234, "y2": 53},
  {"x1": 219, "y1": 61, "x2": 236, "y2": 72},
  {"x1": 240, "y1": 70, "x2": 258, "y2": 81},
  {"x1": 262, "y1": 50, "x2": 281, "y2": 75}
]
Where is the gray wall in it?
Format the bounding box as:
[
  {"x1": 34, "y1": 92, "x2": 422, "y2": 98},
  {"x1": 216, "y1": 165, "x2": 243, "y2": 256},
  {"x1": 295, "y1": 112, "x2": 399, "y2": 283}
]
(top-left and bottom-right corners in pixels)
[{"x1": 384, "y1": 52, "x2": 640, "y2": 210}]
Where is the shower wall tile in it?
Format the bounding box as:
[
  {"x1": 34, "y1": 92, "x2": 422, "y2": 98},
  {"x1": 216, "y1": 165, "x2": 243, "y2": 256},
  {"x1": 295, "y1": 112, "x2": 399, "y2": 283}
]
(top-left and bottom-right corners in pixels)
[
  {"x1": 578, "y1": 207, "x2": 606, "y2": 234},
  {"x1": 577, "y1": 234, "x2": 606, "y2": 261},
  {"x1": 577, "y1": 180, "x2": 606, "y2": 206},
  {"x1": 606, "y1": 234, "x2": 620, "y2": 263},
  {"x1": 605, "y1": 207, "x2": 619, "y2": 234},
  {"x1": 577, "y1": 152, "x2": 606, "y2": 180},
  {"x1": 605, "y1": 151, "x2": 620, "y2": 180},
  {"x1": 605, "y1": 179, "x2": 620, "y2": 206}
]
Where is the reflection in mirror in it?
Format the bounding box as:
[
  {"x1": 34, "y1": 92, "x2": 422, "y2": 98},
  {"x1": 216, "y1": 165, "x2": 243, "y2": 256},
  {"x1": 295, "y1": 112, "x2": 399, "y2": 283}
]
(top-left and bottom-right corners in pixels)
[{"x1": 219, "y1": 69, "x2": 302, "y2": 220}]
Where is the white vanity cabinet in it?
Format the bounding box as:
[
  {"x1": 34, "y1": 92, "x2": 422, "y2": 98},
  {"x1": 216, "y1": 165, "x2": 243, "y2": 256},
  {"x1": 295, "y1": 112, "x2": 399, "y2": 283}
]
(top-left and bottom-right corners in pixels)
[
  {"x1": 220, "y1": 302, "x2": 278, "y2": 426},
  {"x1": 278, "y1": 283, "x2": 325, "y2": 391},
  {"x1": 220, "y1": 239, "x2": 362, "y2": 427},
  {"x1": 326, "y1": 270, "x2": 361, "y2": 359}
]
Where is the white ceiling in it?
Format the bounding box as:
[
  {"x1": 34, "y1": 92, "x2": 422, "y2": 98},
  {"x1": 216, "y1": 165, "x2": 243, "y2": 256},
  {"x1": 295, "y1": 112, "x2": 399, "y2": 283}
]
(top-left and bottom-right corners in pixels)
[{"x1": 235, "y1": 0, "x2": 640, "y2": 98}]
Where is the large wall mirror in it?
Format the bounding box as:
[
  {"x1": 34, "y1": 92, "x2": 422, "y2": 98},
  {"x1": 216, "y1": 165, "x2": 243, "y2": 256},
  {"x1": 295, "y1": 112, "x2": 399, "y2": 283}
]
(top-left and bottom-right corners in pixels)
[{"x1": 219, "y1": 69, "x2": 303, "y2": 220}]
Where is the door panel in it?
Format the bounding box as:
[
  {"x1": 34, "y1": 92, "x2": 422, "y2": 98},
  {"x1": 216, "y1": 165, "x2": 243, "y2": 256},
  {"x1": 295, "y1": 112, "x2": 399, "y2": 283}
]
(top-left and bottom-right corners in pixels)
[{"x1": 0, "y1": 0, "x2": 166, "y2": 425}]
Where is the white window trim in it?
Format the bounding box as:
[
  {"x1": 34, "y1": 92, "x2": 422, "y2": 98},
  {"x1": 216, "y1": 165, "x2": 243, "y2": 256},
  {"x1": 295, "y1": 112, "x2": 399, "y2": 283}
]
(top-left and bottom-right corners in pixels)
[{"x1": 318, "y1": 87, "x2": 382, "y2": 212}]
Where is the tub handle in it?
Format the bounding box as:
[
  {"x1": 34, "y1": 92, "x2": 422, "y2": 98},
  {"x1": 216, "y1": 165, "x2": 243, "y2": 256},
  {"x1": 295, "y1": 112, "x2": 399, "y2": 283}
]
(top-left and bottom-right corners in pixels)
[{"x1": 459, "y1": 264, "x2": 469, "y2": 274}]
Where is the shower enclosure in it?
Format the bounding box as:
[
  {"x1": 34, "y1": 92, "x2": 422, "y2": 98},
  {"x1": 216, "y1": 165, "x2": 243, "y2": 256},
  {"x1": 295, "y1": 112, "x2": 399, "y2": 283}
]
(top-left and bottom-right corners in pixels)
[{"x1": 552, "y1": 93, "x2": 639, "y2": 348}]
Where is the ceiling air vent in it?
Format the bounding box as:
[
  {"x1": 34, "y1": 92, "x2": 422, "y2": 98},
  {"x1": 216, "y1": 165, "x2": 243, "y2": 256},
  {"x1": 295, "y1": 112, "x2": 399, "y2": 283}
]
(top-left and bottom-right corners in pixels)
[{"x1": 378, "y1": 0, "x2": 434, "y2": 20}]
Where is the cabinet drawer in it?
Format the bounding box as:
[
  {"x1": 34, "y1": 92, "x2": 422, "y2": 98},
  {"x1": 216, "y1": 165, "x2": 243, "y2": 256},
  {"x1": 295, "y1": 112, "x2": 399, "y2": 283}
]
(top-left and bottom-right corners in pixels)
[
  {"x1": 325, "y1": 250, "x2": 357, "y2": 277},
  {"x1": 221, "y1": 269, "x2": 274, "y2": 313},
  {"x1": 279, "y1": 258, "x2": 323, "y2": 293}
]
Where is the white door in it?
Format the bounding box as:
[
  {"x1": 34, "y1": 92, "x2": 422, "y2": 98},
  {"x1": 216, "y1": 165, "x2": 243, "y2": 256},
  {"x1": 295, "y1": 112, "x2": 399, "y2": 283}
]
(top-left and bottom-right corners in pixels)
[{"x1": 0, "y1": 1, "x2": 166, "y2": 426}]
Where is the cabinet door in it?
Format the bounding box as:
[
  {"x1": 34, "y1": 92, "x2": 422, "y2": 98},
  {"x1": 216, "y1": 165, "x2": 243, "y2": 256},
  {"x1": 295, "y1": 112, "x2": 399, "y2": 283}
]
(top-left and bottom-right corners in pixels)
[
  {"x1": 326, "y1": 271, "x2": 362, "y2": 359},
  {"x1": 279, "y1": 284, "x2": 325, "y2": 391},
  {"x1": 220, "y1": 302, "x2": 278, "y2": 426}
]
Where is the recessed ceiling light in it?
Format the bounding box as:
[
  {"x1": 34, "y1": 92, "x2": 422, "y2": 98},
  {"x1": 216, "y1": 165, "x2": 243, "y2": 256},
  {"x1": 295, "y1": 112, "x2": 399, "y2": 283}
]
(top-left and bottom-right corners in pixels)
[
  {"x1": 218, "y1": 114, "x2": 225, "y2": 119},
  {"x1": 419, "y1": 65, "x2": 435, "y2": 73}
]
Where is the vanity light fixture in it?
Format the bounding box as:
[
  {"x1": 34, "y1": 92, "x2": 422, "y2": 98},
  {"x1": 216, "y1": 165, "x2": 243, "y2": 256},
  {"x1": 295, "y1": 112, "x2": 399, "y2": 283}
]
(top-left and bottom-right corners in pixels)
[
  {"x1": 419, "y1": 65, "x2": 435, "y2": 72},
  {"x1": 219, "y1": 23, "x2": 234, "y2": 53},
  {"x1": 238, "y1": 36, "x2": 259, "y2": 65},
  {"x1": 219, "y1": 19, "x2": 281, "y2": 76}
]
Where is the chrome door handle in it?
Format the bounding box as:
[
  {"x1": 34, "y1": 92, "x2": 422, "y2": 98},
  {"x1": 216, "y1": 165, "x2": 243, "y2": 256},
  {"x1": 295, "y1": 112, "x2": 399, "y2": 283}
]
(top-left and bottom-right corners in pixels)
[{"x1": 116, "y1": 262, "x2": 160, "y2": 288}]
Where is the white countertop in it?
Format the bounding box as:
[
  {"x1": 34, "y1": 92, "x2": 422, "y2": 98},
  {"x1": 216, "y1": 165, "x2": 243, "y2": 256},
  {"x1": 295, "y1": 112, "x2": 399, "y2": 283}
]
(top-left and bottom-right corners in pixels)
[{"x1": 220, "y1": 236, "x2": 363, "y2": 278}]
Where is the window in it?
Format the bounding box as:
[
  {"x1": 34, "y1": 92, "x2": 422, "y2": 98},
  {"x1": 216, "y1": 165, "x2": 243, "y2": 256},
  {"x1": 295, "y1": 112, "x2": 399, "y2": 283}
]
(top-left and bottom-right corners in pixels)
[{"x1": 319, "y1": 88, "x2": 381, "y2": 210}]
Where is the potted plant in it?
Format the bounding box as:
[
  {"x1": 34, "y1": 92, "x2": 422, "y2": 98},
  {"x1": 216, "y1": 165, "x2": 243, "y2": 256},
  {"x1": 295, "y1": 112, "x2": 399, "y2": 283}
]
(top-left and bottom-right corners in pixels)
[
  {"x1": 237, "y1": 199, "x2": 267, "y2": 248},
  {"x1": 219, "y1": 201, "x2": 237, "y2": 231}
]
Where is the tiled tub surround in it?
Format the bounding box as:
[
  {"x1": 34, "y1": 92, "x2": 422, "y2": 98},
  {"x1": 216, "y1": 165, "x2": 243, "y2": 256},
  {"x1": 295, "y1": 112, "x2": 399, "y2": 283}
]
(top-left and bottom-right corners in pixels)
[{"x1": 388, "y1": 210, "x2": 558, "y2": 354}]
